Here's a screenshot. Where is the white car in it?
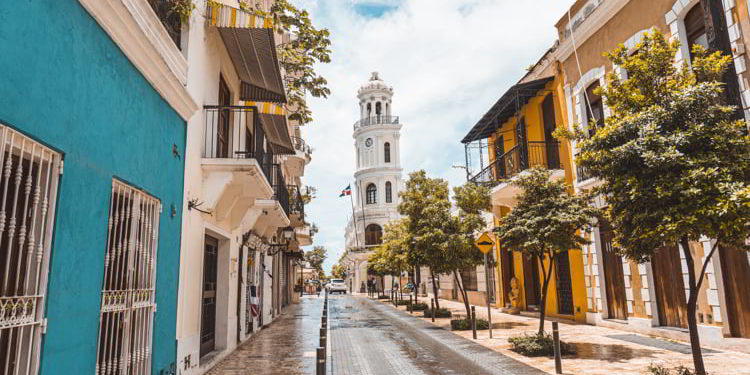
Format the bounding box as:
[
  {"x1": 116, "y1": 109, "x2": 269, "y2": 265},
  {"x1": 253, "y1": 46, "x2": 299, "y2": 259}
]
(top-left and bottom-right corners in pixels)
[{"x1": 327, "y1": 279, "x2": 347, "y2": 294}]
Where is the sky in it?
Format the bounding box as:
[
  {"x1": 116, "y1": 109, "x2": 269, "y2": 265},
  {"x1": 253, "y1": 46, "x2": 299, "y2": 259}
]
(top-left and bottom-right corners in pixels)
[{"x1": 298, "y1": 0, "x2": 574, "y2": 274}]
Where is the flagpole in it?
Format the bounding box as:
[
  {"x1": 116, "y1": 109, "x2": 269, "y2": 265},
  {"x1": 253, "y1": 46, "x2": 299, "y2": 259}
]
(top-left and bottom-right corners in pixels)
[{"x1": 349, "y1": 185, "x2": 360, "y2": 248}]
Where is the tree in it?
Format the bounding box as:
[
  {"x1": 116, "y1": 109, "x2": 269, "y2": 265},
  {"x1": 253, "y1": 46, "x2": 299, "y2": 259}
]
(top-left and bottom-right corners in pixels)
[
  {"x1": 494, "y1": 168, "x2": 597, "y2": 336},
  {"x1": 398, "y1": 170, "x2": 453, "y2": 309},
  {"x1": 331, "y1": 264, "x2": 346, "y2": 280},
  {"x1": 569, "y1": 31, "x2": 750, "y2": 375},
  {"x1": 443, "y1": 182, "x2": 492, "y2": 318},
  {"x1": 305, "y1": 246, "x2": 326, "y2": 278},
  {"x1": 369, "y1": 219, "x2": 412, "y2": 300}
]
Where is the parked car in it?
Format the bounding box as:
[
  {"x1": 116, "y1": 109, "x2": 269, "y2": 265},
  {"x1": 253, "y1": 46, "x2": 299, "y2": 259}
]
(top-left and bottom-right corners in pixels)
[{"x1": 327, "y1": 279, "x2": 347, "y2": 294}]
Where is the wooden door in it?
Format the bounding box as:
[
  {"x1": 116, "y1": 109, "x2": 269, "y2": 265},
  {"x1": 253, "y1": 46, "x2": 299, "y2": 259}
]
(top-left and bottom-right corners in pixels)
[
  {"x1": 217, "y1": 76, "x2": 231, "y2": 158},
  {"x1": 200, "y1": 235, "x2": 219, "y2": 358},
  {"x1": 555, "y1": 252, "x2": 574, "y2": 315},
  {"x1": 600, "y1": 222, "x2": 628, "y2": 320},
  {"x1": 542, "y1": 95, "x2": 561, "y2": 169},
  {"x1": 719, "y1": 245, "x2": 750, "y2": 338},
  {"x1": 500, "y1": 248, "x2": 515, "y2": 306},
  {"x1": 237, "y1": 246, "x2": 244, "y2": 341},
  {"x1": 516, "y1": 118, "x2": 528, "y2": 170},
  {"x1": 523, "y1": 255, "x2": 540, "y2": 308},
  {"x1": 494, "y1": 135, "x2": 506, "y2": 179},
  {"x1": 651, "y1": 245, "x2": 688, "y2": 328}
]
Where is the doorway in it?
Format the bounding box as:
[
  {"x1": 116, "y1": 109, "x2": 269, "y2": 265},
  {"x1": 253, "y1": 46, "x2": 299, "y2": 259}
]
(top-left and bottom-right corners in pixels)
[
  {"x1": 523, "y1": 255, "x2": 540, "y2": 309},
  {"x1": 555, "y1": 252, "x2": 574, "y2": 315},
  {"x1": 500, "y1": 248, "x2": 515, "y2": 307},
  {"x1": 651, "y1": 245, "x2": 688, "y2": 328},
  {"x1": 719, "y1": 245, "x2": 750, "y2": 338},
  {"x1": 599, "y1": 221, "x2": 628, "y2": 320},
  {"x1": 200, "y1": 235, "x2": 219, "y2": 358},
  {"x1": 542, "y1": 94, "x2": 561, "y2": 169}
]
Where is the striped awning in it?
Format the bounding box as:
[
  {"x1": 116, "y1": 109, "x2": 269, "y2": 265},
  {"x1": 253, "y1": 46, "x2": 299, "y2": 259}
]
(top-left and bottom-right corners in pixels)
[
  {"x1": 208, "y1": 3, "x2": 286, "y2": 103},
  {"x1": 243, "y1": 101, "x2": 294, "y2": 155}
]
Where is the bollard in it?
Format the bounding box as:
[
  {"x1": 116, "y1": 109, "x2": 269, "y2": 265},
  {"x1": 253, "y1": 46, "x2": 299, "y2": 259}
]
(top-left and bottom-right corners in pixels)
[
  {"x1": 320, "y1": 335, "x2": 327, "y2": 351},
  {"x1": 316, "y1": 347, "x2": 326, "y2": 375},
  {"x1": 321, "y1": 315, "x2": 327, "y2": 328},
  {"x1": 409, "y1": 295, "x2": 412, "y2": 314},
  {"x1": 431, "y1": 298, "x2": 435, "y2": 322},
  {"x1": 471, "y1": 306, "x2": 477, "y2": 340},
  {"x1": 552, "y1": 322, "x2": 562, "y2": 374}
]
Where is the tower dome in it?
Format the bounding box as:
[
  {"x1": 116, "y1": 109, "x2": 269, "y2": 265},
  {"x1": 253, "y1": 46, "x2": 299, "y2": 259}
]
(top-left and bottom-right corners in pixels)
[{"x1": 357, "y1": 72, "x2": 395, "y2": 123}]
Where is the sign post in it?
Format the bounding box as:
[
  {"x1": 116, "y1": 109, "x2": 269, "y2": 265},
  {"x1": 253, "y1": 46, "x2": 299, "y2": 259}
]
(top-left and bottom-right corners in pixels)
[{"x1": 475, "y1": 232, "x2": 495, "y2": 339}]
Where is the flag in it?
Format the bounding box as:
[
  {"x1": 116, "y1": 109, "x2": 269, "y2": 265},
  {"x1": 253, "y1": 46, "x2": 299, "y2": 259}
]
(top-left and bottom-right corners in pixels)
[{"x1": 339, "y1": 185, "x2": 351, "y2": 197}]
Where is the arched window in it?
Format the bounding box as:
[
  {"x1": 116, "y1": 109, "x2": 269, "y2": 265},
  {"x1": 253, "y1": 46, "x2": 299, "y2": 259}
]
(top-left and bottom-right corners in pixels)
[
  {"x1": 385, "y1": 181, "x2": 392, "y2": 203},
  {"x1": 365, "y1": 224, "x2": 383, "y2": 246},
  {"x1": 367, "y1": 103, "x2": 372, "y2": 118},
  {"x1": 376, "y1": 102, "x2": 382, "y2": 116},
  {"x1": 684, "y1": 5, "x2": 707, "y2": 62},
  {"x1": 366, "y1": 183, "x2": 377, "y2": 204},
  {"x1": 384, "y1": 142, "x2": 391, "y2": 163},
  {"x1": 585, "y1": 81, "x2": 604, "y2": 137}
]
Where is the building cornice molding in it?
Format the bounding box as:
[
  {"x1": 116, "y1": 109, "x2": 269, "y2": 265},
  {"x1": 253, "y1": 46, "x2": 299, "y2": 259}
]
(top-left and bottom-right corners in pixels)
[
  {"x1": 77, "y1": 0, "x2": 198, "y2": 121},
  {"x1": 555, "y1": 0, "x2": 631, "y2": 64},
  {"x1": 354, "y1": 167, "x2": 403, "y2": 178}
]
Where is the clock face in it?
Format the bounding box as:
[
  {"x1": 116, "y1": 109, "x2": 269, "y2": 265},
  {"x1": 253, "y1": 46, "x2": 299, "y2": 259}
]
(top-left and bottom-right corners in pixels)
[{"x1": 365, "y1": 138, "x2": 373, "y2": 148}]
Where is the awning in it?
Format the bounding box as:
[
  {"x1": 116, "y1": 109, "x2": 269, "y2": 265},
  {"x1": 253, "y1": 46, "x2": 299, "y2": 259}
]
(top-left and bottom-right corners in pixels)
[
  {"x1": 208, "y1": 4, "x2": 286, "y2": 103},
  {"x1": 461, "y1": 76, "x2": 554, "y2": 144},
  {"x1": 244, "y1": 101, "x2": 295, "y2": 155}
]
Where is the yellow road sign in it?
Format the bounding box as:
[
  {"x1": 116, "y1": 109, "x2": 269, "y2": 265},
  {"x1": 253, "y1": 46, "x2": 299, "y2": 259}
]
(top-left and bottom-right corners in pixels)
[{"x1": 475, "y1": 232, "x2": 494, "y2": 254}]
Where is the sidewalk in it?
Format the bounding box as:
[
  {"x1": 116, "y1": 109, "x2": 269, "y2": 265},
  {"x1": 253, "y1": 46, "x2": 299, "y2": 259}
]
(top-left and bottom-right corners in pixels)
[{"x1": 374, "y1": 296, "x2": 750, "y2": 375}]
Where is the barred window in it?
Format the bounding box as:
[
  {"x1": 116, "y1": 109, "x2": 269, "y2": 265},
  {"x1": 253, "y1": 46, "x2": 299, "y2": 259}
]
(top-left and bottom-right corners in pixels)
[
  {"x1": 366, "y1": 183, "x2": 377, "y2": 205},
  {"x1": 0, "y1": 124, "x2": 61, "y2": 375},
  {"x1": 96, "y1": 180, "x2": 161, "y2": 375}
]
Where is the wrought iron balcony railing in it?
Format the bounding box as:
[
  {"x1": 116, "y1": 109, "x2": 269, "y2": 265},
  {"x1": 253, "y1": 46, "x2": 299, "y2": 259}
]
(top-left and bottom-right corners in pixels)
[
  {"x1": 575, "y1": 155, "x2": 593, "y2": 183},
  {"x1": 203, "y1": 105, "x2": 274, "y2": 182},
  {"x1": 353, "y1": 115, "x2": 399, "y2": 130},
  {"x1": 288, "y1": 185, "x2": 305, "y2": 217},
  {"x1": 291, "y1": 136, "x2": 312, "y2": 156},
  {"x1": 469, "y1": 141, "x2": 562, "y2": 186},
  {"x1": 270, "y1": 164, "x2": 290, "y2": 217},
  {"x1": 147, "y1": 0, "x2": 183, "y2": 49}
]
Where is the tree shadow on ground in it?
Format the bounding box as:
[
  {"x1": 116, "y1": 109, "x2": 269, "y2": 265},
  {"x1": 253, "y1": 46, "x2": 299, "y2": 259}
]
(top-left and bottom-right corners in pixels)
[{"x1": 568, "y1": 342, "x2": 660, "y2": 363}]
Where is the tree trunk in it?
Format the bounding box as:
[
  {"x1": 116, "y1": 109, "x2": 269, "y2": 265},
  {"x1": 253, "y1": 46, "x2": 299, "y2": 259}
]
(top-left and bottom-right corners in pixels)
[
  {"x1": 431, "y1": 270, "x2": 441, "y2": 310},
  {"x1": 454, "y1": 270, "x2": 471, "y2": 318},
  {"x1": 537, "y1": 253, "x2": 556, "y2": 336},
  {"x1": 680, "y1": 236, "x2": 706, "y2": 375}
]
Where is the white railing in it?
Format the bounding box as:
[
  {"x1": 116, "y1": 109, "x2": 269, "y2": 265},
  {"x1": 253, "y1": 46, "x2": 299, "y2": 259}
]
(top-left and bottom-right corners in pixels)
[
  {"x1": 95, "y1": 180, "x2": 161, "y2": 375},
  {"x1": 0, "y1": 124, "x2": 61, "y2": 375}
]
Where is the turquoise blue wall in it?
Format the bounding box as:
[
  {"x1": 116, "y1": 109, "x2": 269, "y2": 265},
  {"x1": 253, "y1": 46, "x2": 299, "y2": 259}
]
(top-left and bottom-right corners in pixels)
[{"x1": 0, "y1": 1, "x2": 186, "y2": 374}]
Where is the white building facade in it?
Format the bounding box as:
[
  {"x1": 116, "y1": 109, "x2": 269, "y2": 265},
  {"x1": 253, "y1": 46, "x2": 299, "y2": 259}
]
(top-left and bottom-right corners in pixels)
[{"x1": 341, "y1": 73, "x2": 403, "y2": 293}]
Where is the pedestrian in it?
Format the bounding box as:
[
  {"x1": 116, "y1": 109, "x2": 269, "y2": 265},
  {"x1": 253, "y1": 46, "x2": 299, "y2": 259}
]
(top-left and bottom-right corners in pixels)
[{"x1": 316, "y1": 283, "x2": 321, "y2": 297}]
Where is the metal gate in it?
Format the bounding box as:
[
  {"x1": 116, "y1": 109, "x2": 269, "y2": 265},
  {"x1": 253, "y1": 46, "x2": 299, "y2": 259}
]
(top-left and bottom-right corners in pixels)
[
  {"x1": 95, "y1": 180, "x2": 162, "y2": 375},
  {"x1": 0, "y1": 125, "x2": 61, "y2": 375}
]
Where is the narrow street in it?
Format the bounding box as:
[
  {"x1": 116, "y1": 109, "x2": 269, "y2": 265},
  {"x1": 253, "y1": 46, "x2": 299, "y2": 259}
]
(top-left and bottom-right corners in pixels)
[{"x1": 208, "y1": 294, "x2": 546, "y2": 375}]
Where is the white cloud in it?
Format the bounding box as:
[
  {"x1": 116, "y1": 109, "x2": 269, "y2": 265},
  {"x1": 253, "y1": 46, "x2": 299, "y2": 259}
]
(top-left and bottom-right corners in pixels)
[{"x1": 297, "y1": 0, "x2": 573, "y2": 273}]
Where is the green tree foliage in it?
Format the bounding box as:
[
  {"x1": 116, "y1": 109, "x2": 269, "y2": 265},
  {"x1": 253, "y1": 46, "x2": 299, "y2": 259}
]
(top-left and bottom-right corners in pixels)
[
  {"x1": 305, "y1": 246, "x2": 327, "y2": 277},
  {"x1": 369, "y1": 219, "x2": 411, "y2": 278},
  {"x1": 494, "y1": 168, "x2": 596, "y2": 336},
  {"x1": 569, "y1": 31, "x2": 750, "y2": 375},
  {"x1": 330, "y1": 264, "x2": 346, "y2": 280}
]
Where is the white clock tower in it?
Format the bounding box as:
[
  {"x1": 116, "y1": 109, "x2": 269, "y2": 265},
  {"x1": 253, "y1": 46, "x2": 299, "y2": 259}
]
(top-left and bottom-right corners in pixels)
[{"x1": 341, "y1": 72, "x2": 403, "y2": 292}]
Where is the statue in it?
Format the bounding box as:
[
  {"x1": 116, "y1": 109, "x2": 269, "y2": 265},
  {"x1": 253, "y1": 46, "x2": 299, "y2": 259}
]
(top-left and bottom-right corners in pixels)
[{"x1": 503, "y1": 277, "x2": 521, "y2": 315}]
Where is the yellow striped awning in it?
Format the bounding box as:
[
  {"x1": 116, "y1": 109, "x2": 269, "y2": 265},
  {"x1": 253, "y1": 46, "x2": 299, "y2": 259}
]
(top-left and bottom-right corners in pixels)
[
  {"x1": 243, "y1": 101, "x2": 294, "y2": 154},
  {"x1": 243, "y1": 101, "x2": 285, "y2": 116},
  {"x1": 207, "y1": 3, "x2": 286, "y2": 103}
]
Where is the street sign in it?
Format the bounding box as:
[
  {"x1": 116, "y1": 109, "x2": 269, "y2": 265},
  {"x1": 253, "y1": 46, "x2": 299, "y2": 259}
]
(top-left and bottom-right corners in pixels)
[{"x1": 475, "y1": 232, "x2": 494, "y2": 254}]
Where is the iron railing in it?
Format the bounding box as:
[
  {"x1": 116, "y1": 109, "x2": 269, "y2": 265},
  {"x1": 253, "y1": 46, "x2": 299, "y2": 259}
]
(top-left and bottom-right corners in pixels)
[
  {"x1": 469, "y1": 141, "x2": 562, "y2": 186},
  {"x1": 291, "y1": 136, "x2": 312, "y2": 155},
  {"x1": 353, "y1": 115, "x2": 399, "y2": 130},
  {"x1": 575, "y1": 155, "x2": 593, "y2": 182},
  {"x1": 147, "y1": 0, "x2": 182, "y2": 49},
  {"x1": 270, "y1": 164, "x2": 290, "y2": 216},
  {"x1": 203, "y1": 105, "x2": 274, "y2": 182},
  {"x1": 288, "y1": 185, "x2": 305, "y2": 217}
]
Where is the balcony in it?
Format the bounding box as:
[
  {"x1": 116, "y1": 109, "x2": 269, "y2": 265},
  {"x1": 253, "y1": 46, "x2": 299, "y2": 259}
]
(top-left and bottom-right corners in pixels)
[
  {"x1": 353, "y1": 115, "x2": 399, "y2": 131},
  {"x1": 200, "y1": 106, "x2": 275, "y2": 227},
  {"x1": 288, "y1": 185, "x2": 306, "y2": 227},
  {"x1": 146, "y1": 0, "x2": 182, "y2": 49},
  {"x1": 284, "y1": 136, "x2": 313, "y2": 178},
  {"x1": 469, "y1": 141, "x2": 565, "y2": 207}
]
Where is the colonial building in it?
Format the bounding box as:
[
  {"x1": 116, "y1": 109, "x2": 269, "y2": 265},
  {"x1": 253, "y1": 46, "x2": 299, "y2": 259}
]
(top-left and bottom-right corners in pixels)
[
  {"x1": 0, "y1": 0, "x2": 197, "y2": 374},
  {"x1": 174, "y1": 1, "x2": 314, "y2": 374},
  {"x1": 341, "y1": 72, "x2": 403, "y2": 293}
]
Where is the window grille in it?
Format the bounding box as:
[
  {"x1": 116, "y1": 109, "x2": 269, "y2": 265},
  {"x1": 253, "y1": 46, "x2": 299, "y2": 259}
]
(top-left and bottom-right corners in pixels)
[
  {"x1": 366, "y1": 184, "x2": 376, "y2": 205},
  {"x1": 0, "y1": 124, "x2": 61, "y2": 375},
  {"x1": 95, "y1": 180, "x2": 161, "y2": 375}
]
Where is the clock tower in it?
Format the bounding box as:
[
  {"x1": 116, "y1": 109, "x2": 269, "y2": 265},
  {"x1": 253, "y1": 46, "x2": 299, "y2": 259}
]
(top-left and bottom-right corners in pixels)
[{"x1": 341, "y1": 72, "x2": 404, "y2": 292}]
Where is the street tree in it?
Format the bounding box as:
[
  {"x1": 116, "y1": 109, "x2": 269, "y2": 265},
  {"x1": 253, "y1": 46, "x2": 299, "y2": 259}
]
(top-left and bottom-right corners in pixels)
[
  {"x1": 567, "y1": 31, "x2": 750, "y2": 375},
  {"x1": 370, "y1": 218, "x2": 412, "y2": 299},
  {"x1": 331, "y1": 264, "x2": 346, "y2": 280},
  {"x1": 305, "y1": 246, "x2": 327, "y2": 278},
  {"x1": 439, "y1": 182, "x2": 491, "y2": 318},
  {"x1": 494, "y1": 168, "x2": 596, "y2": 336},
  {"x1": 398, "y1": 170, "x2": 453, "y2": 308}
]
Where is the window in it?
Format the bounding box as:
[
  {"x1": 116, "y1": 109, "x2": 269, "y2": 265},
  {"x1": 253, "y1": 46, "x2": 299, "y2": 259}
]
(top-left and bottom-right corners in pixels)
[
  {"x1": 684, "y1": 5, "x2": 708, "y2": 62},
  {"x1": 366, "y1": 183, "x2": 377, "y2": 204},
  {"x1": 585, "y1": 81, "x2": 604, "y2": 136},
  {"x1": 365, "y1": 224, "x2": 383, "y2": 246},
  {"x1": 384, "y1": 142, "x2": 391, "y2": 163},
  {"x1": 385, "y1": 181, "x2": 392, "y2": 203},
  {"x1": 96, "y1": 180, "x2": 161, "y2": 373},
  {"x1": 0, "y1": 125, "x2": 61, "y2": 375},
  {"x1": 460, "y1": 268, "x2": 478, "y2": 291}
]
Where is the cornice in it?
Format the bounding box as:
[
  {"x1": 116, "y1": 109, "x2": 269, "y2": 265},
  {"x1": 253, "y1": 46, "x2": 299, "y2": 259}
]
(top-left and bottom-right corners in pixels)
[
  {"x1": 555, "y1": 0, "x2": 631, "y2": 64},
  {"x1": 78, "y1": 0, "x2": 198, "y2": 121}
]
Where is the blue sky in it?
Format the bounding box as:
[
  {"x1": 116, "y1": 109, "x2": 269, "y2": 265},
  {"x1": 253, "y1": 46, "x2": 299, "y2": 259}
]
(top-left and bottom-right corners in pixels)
[{"x1": 297, "y1": 0, "x2": 574, "y2": 273}]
